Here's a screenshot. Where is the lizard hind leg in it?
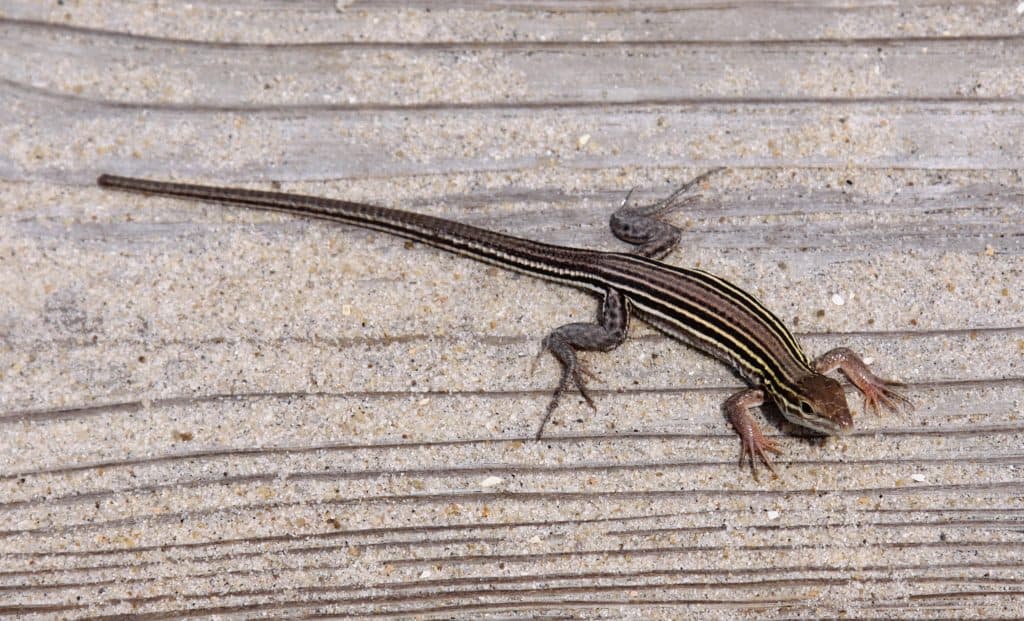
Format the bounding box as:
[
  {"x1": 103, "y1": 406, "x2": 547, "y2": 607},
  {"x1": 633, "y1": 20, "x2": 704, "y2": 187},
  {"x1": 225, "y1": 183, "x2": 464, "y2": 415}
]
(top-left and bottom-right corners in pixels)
[
  {"x1": 534, "y1": 289, "x2": 630, "y2": 439},
  {"x1": 609, "y1": 167, "x2": 725, "y2": 260}
]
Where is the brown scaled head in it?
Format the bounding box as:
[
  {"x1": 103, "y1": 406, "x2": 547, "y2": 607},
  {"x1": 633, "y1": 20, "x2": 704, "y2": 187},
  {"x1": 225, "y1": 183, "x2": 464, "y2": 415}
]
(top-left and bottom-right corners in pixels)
[{"x1": 784, "y1": 374, "x2": 853, "y2": 435}]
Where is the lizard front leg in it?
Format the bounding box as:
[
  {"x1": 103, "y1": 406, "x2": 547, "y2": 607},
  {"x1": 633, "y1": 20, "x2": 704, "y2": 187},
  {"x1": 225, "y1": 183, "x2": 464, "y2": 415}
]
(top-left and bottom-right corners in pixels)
[
  {"x1": 814, "y1": 347, "x2": 913, "y2": 416},
  {"x1": 724, "y1": 388, "x2": 782, "y2": 480},
  {"x1": 534, "y1": 288, "x2": 630, "y2": 439}
]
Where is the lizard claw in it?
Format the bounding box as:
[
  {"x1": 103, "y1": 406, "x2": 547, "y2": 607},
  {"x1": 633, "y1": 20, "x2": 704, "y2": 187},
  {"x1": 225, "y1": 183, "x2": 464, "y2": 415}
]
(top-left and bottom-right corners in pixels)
[
  {"x1": 739, "y1": 431, "x2": 782, "y2": 481},
  {"x1": 573, "y1": 366, "x2": 598, "y2": 411},
  {"x1": 619, "y1": 186, "x2": 637, "y2": 209},
  {"x1": 536, "y1": 358, "x2": 598, "y2": 439},
  {"x1": 860, "y1": 377, "x2": 914, "y2": 416},
  {"x1": 528, "y1": 344, "x2": 546, "y2": 377},
  {"x1": 725, "y1": 389, "x2": 781, "y2": 481}
]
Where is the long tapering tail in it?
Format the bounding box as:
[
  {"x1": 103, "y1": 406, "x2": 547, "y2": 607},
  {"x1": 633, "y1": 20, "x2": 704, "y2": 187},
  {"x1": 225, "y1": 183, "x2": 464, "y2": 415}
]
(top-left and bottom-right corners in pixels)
[{"x1": 97, "y1": 174, "x2": 603, "y2": 291}]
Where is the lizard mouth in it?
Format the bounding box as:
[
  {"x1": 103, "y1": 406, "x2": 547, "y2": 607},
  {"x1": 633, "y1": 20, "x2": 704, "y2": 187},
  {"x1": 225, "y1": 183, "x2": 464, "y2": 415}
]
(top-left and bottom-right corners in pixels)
[{"x1": 786, "y1": 411, "x2": 852, "y2": 436}]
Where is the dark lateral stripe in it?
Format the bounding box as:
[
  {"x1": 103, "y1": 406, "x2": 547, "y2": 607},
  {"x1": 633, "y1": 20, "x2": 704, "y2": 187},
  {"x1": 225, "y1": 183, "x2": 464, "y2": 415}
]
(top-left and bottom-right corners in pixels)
[
  {"x1": 625, "y1": 255, "x2": 810, "y2": 368},
  {"x1": 606, "y1": 271, "x2": 783, "y2": 385},
  {"x1": 402, "y1": 232, "x2": 608, "y2": 292},
  {"x1": 686, "y1": 267, "x2": 810, "y2": 366},
  {"x1": 287, "y1": 208, "x2": 603, "y2": 288},
  {"x1": 600, "y1": 263, "x2": 792, "y2": 379},
  {"x1": 596, "y1": 263, "x2": 809, "y2": 409}
]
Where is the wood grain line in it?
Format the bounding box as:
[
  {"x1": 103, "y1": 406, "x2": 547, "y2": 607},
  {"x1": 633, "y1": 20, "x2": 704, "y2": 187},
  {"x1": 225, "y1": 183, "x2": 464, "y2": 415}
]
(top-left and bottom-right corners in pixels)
[
  {"x1": 3, "y1": 482, "x2": 1024, "y2": 540},
  {"x1": 6, "y1": 15, "x2": 1024, "y2": 48},
  {"x1": 387, "y1": 539, "x2": 1024, "y2": 568},
  {"x1": 4, "y1": 421, "x2": 1023, "y2": 483},
  {"x1": 608, "y1": 517, "x2": 1024, "y2": 538},
  {"x1": 4, "y1": 419, "x2": 1024, "y2": 485},
  {"x1": 0, "y1": 512, "x2": 671, "y2": 561},
  {"x1": 7, "y1": 559, "x2": 1022, "y2": 597},
  {"x1": 3, "y1": 376, "x2": 1021, "y2": 426},
  {"x1": 5, "y1": 453, "x2": 1024, "y2": 513},
  {"x1": 8, "y1": 76, "x2": 1024, "y2": 112}
]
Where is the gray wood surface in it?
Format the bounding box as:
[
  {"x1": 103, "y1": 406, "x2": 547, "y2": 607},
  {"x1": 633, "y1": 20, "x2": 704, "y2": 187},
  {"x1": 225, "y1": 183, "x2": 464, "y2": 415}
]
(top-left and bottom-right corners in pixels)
[{"x1": 1, "y1": 2, "x2": 1023, "y2": 619}]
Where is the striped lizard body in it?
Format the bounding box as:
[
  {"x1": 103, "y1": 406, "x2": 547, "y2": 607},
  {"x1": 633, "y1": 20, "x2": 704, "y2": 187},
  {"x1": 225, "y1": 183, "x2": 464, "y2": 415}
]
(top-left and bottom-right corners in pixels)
[{"x1": 98, "y1": 171, "x2": 910, "y2": 477}]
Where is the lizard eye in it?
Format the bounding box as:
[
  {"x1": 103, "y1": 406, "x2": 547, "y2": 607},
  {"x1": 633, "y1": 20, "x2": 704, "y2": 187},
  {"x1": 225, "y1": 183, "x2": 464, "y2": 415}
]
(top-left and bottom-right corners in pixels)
[{"x1": 800, "y1": 402, "x2": 814, "y2": 415}]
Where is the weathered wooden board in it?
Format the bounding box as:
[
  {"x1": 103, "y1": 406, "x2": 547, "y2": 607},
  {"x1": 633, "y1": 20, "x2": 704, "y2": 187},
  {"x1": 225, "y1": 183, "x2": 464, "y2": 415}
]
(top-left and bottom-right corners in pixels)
[
  {"x1": 1, "y1": 2, "x2": 1022, "y2": 619},
  {"x1": 5, "y1": 19, "x2": 1024, "y2": 107}
]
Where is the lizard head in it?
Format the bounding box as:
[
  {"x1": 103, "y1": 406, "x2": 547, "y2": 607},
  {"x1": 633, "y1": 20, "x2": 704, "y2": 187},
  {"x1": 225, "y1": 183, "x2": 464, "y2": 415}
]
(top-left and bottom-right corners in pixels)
[{"x1": 779, "y1": 374, "x2": 853, "y2": 435}]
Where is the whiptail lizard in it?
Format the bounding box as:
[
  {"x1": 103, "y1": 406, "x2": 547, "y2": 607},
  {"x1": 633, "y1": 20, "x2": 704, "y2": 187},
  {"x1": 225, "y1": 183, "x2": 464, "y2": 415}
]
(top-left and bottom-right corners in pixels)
[{"x1": 98, "y1": 171, "x2": 911, "y2": 477}]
